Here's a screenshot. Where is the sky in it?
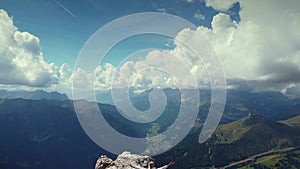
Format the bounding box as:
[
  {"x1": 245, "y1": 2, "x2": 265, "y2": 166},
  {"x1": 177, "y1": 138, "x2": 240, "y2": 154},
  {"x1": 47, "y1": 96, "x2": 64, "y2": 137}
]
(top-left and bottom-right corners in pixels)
[
  {"x1": 1, "y1": 0, "x2": 236, "y2": 66},
  {"x1": 0, "y1": 0, "x2": 300, "y2": 98}
]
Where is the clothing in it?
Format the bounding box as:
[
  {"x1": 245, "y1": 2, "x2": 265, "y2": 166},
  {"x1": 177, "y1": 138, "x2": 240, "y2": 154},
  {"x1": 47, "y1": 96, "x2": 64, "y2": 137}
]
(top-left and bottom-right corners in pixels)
[{"x1": 130, "y1": 164, "x2": 168, "y2": 169}]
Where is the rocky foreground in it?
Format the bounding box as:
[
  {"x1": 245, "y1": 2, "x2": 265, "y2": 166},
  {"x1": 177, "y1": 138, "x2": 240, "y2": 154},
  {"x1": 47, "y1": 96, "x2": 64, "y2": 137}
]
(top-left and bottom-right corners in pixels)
[{"x1": 95, "y1": 151, "x2": 153, "y2": 169}]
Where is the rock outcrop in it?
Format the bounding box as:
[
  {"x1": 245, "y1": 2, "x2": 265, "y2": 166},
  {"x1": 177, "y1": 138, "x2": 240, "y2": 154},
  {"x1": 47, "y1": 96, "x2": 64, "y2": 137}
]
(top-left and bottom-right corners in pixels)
[
  {"x1": 95, "y1": 151, "x2": 153, "y2": 169},
  {"x1": 247, "y1": 110, "x2": 265, "y2": 119}
]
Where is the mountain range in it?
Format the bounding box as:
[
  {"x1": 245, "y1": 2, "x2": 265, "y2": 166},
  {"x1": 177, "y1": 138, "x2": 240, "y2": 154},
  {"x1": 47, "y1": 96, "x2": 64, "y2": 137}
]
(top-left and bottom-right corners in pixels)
[
  {"x1": 1, "y1": 89, "x2": 300, "y2": 169},
  {"x1": 0, "y1": 90, "x2": 68, "y2": 101},
  {"x1": 156, "y1": 112, "x2": 300, "y2": 168}
]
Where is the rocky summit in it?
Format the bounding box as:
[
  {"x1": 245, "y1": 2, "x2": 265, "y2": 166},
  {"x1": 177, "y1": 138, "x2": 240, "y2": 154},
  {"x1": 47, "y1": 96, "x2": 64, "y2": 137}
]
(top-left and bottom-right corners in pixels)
[{"x1": 95, "y1": 152, "x2": 153, "y2": 169}]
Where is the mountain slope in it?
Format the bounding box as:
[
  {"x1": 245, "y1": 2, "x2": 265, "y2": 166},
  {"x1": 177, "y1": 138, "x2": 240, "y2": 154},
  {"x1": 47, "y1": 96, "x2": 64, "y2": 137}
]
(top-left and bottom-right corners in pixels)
[
  {"x1": 156, "y1": 111, "x2": 300, "y2": 168},
  {"x1": 132, "y1": 89, "x2": 300, "y2": 126},
  {"x1": 213, "y1": 111, "x2": 300, "y2": 145},
  {"x1": 0, "y1": 99, "x2": 125, "y2": 169},
  {"x1": 0, "y1": 98, "x2": 178, "y2": 169},
  {"x1": 206, "y1": 112, "x2": 300, "y2": 166},
  {"x1": 280, "y1": 115, "x2": 300, "y2": 129}
]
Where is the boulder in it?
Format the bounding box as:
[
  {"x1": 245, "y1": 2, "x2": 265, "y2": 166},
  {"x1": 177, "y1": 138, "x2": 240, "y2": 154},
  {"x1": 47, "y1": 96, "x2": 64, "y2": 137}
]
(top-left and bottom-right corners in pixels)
[{"x1": 95, "y1": 151, "x2": 153, "y2": 169}]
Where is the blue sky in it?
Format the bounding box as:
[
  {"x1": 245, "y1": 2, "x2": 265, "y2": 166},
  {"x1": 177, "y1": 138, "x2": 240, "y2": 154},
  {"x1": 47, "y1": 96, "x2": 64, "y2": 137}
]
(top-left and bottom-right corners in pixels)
[
  {"x1": 1, "y1": 0, "x2": 299, "y2": 97},
  {"x1": 0, "y1": 0, "x2": 240, "y2": 67}
]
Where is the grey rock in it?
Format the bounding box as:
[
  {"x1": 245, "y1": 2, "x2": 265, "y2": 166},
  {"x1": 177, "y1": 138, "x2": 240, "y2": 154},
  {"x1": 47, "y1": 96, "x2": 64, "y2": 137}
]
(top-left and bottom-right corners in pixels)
[
  {"x1": 95, "y1": 155, "x2": 113, "y2": 169},
  {"x1": 95, "y1": 151, "x2": 153, "y2": 169}
]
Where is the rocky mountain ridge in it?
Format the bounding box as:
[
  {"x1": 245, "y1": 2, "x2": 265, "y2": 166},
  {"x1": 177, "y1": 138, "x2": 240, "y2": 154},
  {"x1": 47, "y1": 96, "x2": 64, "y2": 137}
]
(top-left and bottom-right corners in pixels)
[
  {"x1": 95, "y1": 152, "x2": 153, "y2": 169},
  {"x1": 0, "y1": 89, "x2": 68, "y2": 100}
]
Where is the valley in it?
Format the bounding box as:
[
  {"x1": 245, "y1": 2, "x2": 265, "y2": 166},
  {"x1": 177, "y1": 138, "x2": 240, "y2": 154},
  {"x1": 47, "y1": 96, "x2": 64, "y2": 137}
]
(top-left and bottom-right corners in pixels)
[{"x1": 1, "y1": 89, "x2": 300, "y2": 169}]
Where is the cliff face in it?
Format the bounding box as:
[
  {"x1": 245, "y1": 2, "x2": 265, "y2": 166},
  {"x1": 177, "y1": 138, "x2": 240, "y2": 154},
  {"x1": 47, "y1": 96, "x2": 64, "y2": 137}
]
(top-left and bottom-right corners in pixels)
[{"x1": 95, "y1": 152, "x2": 153, "y2": 169}]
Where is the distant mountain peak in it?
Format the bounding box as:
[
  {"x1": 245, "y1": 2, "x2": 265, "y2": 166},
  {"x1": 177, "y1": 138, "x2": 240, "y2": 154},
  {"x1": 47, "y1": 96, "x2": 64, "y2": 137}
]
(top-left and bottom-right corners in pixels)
[
  {"x1": 243, "y1": 111, "x2": 266, "y2": 127},
  {"x1": 247, "y1": 110, "x2": 265, "y2": 119},
  {"x1": 0, "y1": 89, "x2": 68, "y2": 100}
]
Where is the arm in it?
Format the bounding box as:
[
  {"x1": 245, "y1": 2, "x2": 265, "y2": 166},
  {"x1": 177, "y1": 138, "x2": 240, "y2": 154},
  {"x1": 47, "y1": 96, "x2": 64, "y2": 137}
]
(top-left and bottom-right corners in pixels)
[
  {"x1": 157, "y1": 162, "x2": 175, "y2": 169},
  {"x1": 129, "y1": 164, "x2": 144, "y2": 169}
]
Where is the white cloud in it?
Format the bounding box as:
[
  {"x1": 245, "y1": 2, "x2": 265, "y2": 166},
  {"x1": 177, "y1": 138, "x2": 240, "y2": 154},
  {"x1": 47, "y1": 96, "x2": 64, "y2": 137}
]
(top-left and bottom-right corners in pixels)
[
  {"x1": 97, "y1": 0, "x2": 300, "y2": 93},
  {"x1": 197, "y1": 0, "x2": 300, "y2": 91},
  {"x1": 65, "y1": 0, "x2": 300, "y2": 95},
  {"x1": 194, "y1": 12, "x2": 206, "y2": 20},
  {"x1": 67, "y1": 47, "x2": 202, "y2": 93},
  {"x1": 58, "y1": 63, "x2": 72, "y2": 86},
  {"x1": 69, "y1": 63, "x2": 116, "y2": 92},
  {"x1": 3, "y1": 0, "x2": 297, "y2": 95},
  {"x1": 185, "y1": 0, "x2": 194, "y2": 3},
  {"x1": 0, "y1": 9, "x2": 58, "y2": 87},
  {"x1": 70, "y1": 68, "x2": 93, "y2": 89},
  {"x1": 94, "y1": 63, "x2": 117, "y2": 90},
  {"x1": 112, "y1": 50, "x2": 182, "y2": 90},
  {"x1": 157, "y1": 8, "x2": 167, "y2": 13},
  {"x1": 204, "y1": 0, "x2": 239, "y2": 11}
]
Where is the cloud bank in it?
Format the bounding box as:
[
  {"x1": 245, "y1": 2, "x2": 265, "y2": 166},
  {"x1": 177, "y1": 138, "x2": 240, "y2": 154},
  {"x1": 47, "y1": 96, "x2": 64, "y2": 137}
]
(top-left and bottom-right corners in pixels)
[
  {"x1": 204, "y1": 0, "x2": 239, "y2": 11},
  {"x1": 1, "y1": 0, "x2": 300, "y2": 96},
  {"x1": 200, "y1": 0, "x2": 300, "y2": 92},
  {"x1": 99, "y1": 0, "x2": 300, "y2": 93},
  {"x1": 0, "y1": 9, "x2": 58, "y2": 87}
]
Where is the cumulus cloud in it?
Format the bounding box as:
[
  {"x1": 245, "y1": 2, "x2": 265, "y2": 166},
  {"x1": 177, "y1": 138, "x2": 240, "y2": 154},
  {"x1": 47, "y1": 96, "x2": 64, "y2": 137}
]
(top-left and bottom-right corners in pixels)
[
  {"x1": 96, "y1": 0, "x2": 300, "y2": 93},
  {"x1": 185, "y1": 0, "x2": 194, "y2": 3},
  {"x1": 194, "y1": 11, "x2": 206, "y2": 20},
  {"x1": 0, "y1": 9, "x2": 58, "y2": 87},
  {"x1": 204, "y1": 0, "x2": 239, "y2": 11},
  {"x1": 68, "y1": 47, "x2": 203, "y2": 94},
  {"x1": 198, "y1": 0, "x2": 300, "y2": 92},
  {"x1": 8, "y1": 0, "x2": 296, "y2": 95},
  {"x1": 112, "y1": 50, "x2": 183, "y2": 89},
  {"x1": 69, "y1": 63, "x2": 116, "y2": 91},
  {"x1": 58, "y1": 63, "x2": 72, "y2": 87}
]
